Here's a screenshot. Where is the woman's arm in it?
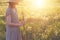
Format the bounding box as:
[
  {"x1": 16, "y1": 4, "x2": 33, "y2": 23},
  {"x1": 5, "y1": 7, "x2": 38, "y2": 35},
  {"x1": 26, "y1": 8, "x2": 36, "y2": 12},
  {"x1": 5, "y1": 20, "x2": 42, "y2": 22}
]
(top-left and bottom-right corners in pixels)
[{"x1": 6, "y1": 15, "x2": 20, "y2": 27}]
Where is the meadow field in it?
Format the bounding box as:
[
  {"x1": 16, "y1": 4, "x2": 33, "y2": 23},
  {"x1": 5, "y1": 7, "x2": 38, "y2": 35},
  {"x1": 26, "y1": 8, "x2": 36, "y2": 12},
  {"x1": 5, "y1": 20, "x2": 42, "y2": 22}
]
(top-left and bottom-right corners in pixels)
[{"x1": 0, "y1": 0, "x2": 60, "y2": 40}]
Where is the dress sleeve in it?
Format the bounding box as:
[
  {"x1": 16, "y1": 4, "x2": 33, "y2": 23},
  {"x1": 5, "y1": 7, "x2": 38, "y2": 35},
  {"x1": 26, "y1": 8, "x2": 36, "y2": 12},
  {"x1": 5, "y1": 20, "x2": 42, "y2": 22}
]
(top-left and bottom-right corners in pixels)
[{"x1": 6, "y1": 8, "x2": 11, "y2": 16}]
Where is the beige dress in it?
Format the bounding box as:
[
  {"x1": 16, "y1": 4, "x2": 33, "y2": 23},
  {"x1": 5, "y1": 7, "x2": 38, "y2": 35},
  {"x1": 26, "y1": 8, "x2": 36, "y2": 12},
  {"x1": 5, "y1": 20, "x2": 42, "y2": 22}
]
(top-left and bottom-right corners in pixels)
[{"x1": 6, "y1": 7, "x2": 22, "y2": 40}]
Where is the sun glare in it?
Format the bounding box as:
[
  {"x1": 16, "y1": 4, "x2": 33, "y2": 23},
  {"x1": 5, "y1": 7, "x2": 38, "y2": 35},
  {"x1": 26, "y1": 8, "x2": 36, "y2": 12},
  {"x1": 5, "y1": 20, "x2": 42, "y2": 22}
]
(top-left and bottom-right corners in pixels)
[
  {"x1": 18, "y1": 0, "x2": 58, "y2": 18},
  {"x1": 31, "y1": 0, "x2": 47, "y2": 8}
]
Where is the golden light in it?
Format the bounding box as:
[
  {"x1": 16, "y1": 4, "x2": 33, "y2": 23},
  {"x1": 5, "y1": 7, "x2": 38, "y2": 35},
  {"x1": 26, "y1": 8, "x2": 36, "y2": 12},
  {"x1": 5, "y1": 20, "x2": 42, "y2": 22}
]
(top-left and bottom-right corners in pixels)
[
  {"x1": 31, "y1": 0, "x2": 47, "y2": 8},
  {"x1": 18, "y1": 0, "x2": 58, "y2": 18},
  {"x1": 18, "y1": 0, "x2": 49, "y2": 18}
]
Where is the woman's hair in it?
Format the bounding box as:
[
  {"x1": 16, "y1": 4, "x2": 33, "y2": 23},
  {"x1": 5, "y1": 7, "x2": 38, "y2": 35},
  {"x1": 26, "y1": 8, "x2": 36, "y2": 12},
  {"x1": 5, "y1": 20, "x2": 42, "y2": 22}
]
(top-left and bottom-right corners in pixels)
[{"x1": 9, "y1": 2, "x2": 18, "y2": 6}]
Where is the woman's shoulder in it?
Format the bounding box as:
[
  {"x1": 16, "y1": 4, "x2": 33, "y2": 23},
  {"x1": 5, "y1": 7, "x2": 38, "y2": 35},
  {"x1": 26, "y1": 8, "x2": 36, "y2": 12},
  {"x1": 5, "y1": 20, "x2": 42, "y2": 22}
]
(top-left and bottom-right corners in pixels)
[
  {"x1": 6, "y1": 8, "x2": 12, "y2": 16},
  {"x1": 6, "y1": 8, "x2": 12, "y2": 12}
]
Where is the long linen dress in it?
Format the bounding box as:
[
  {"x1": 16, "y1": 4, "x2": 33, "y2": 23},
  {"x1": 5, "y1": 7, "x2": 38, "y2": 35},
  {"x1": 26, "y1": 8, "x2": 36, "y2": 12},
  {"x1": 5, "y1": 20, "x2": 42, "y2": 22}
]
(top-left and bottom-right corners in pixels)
[{"x1": 6, "y1": 7, "x2": 22, "y2": 40}]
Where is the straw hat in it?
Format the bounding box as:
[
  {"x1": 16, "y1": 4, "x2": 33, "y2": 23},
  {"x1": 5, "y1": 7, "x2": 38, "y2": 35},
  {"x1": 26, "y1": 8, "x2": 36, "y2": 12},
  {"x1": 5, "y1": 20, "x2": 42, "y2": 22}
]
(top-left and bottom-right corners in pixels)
[{"x1": 8, "y1": 0, "x2": 20, "y2": 2}]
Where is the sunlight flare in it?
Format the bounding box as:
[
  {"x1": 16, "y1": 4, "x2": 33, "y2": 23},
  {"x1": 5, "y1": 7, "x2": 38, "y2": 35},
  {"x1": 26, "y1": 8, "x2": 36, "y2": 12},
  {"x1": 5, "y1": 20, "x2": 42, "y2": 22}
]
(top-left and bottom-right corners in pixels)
[{"x1": 31, "y1": 0, "x2": 47, "y2": 8}]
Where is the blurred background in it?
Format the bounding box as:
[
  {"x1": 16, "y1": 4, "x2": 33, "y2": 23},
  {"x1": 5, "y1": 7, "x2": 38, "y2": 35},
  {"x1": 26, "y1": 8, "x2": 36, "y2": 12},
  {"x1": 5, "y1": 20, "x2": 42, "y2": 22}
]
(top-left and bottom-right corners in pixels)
[{"x1": 0, "y1": 0, "x2": 60, "y2": 40}]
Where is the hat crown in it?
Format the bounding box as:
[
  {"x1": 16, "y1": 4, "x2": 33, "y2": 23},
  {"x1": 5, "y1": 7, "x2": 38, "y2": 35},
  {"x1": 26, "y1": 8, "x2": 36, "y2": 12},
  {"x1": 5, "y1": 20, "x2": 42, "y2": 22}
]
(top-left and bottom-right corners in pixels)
[{"x1": 8, "y1": 0, "x2": 20, "y2": 2}]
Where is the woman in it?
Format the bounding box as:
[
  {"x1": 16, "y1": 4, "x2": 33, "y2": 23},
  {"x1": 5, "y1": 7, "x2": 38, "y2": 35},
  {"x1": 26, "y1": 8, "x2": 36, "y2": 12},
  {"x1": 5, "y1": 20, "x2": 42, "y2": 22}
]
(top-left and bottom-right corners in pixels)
[{"x1": 6, "y1": 0, "x2": 24, "y2": 40}]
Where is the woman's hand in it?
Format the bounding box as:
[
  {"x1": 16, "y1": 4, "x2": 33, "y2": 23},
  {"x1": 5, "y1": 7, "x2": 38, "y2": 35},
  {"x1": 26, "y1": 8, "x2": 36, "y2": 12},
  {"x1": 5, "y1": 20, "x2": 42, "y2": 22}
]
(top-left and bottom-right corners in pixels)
[{"x1": 17, "y1": 22, "x2": 21, "y2": 26}]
